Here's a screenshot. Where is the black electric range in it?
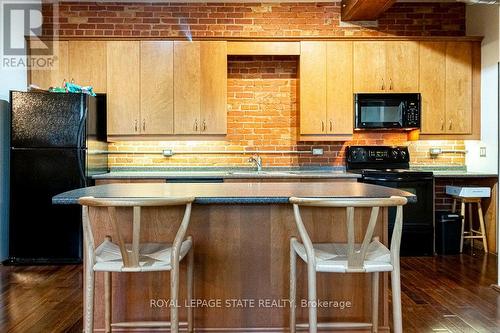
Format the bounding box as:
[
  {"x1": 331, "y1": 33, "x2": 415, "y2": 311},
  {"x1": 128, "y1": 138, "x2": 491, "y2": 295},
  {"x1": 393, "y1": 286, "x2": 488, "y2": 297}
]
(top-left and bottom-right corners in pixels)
[{"x1": 346, "y1": 146, "x2": 434, "y2": 256}]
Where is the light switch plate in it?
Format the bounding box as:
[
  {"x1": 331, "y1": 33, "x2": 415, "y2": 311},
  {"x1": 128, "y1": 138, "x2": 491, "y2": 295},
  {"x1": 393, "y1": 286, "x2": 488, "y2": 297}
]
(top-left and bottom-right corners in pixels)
[{"x1": 480, "y1": 147, "x2": 487, "y2": 157}]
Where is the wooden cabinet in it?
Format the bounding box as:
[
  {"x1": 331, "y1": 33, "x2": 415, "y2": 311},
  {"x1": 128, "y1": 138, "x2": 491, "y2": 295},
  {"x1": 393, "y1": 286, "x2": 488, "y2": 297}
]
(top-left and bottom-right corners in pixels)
[
  {"x1": 174, "y1": 41, "x2": 227, "y2": 135},
  {"x1": 300, "y1": 41, "x2": 353, "y2": 139},
  {"x1": 420, "y1": 41, "x2": 473, "y2": 135},
  {"x1": 140, "y1": 41, "x2": 174, "y2": 135},
  {"x1": 353, "y1": 41, "x2": 419, "y2": 92},
  {"x1": 29, "y1": 40, "x2": 69, "y2": 90},
  {"x1": 445, "y1": 42, "x2": 472, "y2": 134},
  {"x1": 420, "y1": 42, "x2": 446, "y2": 134},
  {"x1": 326, "y1": 41, "x2": 354, "y2": 135},
  {"x1": 353, "y1": 42, "x2": 386, "y2": 92},
  {"x1": 68, "y1": 41, "x2": 107, "y2": 93},
  {"x1": 106, "y1": 41, "x2": 140, "y2": 135},
  {"x1": 300, "y1": 42, "x2": 327, "y2": 135}
]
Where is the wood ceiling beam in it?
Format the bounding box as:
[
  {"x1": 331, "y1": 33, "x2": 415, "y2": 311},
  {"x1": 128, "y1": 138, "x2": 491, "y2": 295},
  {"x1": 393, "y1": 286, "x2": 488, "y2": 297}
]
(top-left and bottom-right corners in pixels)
[{"x1": 341, "y1": 0, "x2": 397, "y2": 21}]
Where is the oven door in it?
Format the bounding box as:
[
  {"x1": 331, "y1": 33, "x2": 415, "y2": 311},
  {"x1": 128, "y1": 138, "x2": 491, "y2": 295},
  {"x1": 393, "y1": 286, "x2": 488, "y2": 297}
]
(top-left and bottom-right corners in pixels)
[
  {"x1": 360, "y1": 175, "x2": 435, "y2": 256},
  {"x1": 355, "y1": 94, "x2": 405, "y2": 129}
]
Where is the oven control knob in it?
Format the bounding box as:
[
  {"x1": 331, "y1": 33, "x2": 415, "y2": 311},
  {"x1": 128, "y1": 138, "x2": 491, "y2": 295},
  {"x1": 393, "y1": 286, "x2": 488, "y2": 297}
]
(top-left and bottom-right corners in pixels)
[
  {"x1": 400, "y1": 150, "x2": 408, "y2": 160},
  {"x1": 391, "y1": 149, "x2": 399, "y2": 159}
]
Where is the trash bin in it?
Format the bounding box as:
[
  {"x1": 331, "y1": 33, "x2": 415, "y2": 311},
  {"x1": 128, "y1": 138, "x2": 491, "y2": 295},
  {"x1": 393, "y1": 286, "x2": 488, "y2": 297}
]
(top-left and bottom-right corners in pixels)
[{"x1": 435, "y1": 211, "x2": 462, "y2": 255}]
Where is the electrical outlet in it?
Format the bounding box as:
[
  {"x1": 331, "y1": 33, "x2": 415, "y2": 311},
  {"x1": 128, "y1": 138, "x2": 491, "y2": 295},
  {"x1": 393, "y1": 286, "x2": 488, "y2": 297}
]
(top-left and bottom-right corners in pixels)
[
  {"x1": 480, "y1": 147, "x2": 487, "y2": 157},
  {"x1": 312, "y1": 148, "x2": 324, "y2": 156}
]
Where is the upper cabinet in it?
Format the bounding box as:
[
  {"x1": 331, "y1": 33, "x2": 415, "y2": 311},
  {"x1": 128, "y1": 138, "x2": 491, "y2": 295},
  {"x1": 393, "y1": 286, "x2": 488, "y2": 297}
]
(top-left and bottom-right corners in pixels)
[
  {"x1": 106, "y1": 41, "x2": 141, "y2": 136},
  {"x1": 420, "y1": 41, "x2": 474, "y2": 135},
  {"x1": 140, "y1": 41, "x2": 174, "y2": 135},
  {"x1": 174, "y1": 41, "x2": 227, "y2": 135},
  {"x1": 29, "y1": 40, "x2": 69, "y2": 90},
  {"x1": 300, "y1": 41, "x2": 353, "y2": 140},
  {"x1": 68, "y1": 41, "x2": 107, "y2": 93},
  {"x1": 353, "y1": 41, "x2": 419, "y2": 92},
  {"x1": 27, "y1": 38, "x2": 479, "y2": 140}
]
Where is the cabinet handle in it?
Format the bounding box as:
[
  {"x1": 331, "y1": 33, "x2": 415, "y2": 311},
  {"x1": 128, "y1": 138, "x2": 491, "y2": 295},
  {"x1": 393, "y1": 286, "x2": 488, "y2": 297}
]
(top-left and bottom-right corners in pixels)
[
  {"x1": 202, "y1": 120, "x2": 207, "y2": 132},
  {"x1": 329, "y1": 120, "x2": 333, "y2": 132},
  {"x1": 321, "y1": 121, "x2": 325, "y2": 132},
  {"x1": 448, "y1": 120, "x2": 452, "y2": 130},
  {"x1": 142, "y1": 119, "x2": 146, "y2": 132},
  {"x1": 194, "y1": 119, "x2": 199, "y2": 132},
  {"x1": 381, "y1": 78, "x2": 385, "y2": 90},
  {"x1": 389, "y1": 79, "x2": 393, "y2": 90},
  {"x1": 134, "y1": 120, "x2": 138, "y2": 132},
  {"x1": 441, "y1": 120, "x2": 444, "y2": 131}
]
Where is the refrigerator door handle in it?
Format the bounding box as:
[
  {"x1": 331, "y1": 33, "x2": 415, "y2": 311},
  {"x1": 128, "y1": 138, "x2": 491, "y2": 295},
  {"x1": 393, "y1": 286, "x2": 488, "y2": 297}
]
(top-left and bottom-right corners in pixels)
[
  {"x1": 77, "y1": 149, "x2": 87, "y2": 187},
  {"x1": 76, "y1": 95, "x2": 87, "y2": 149}
]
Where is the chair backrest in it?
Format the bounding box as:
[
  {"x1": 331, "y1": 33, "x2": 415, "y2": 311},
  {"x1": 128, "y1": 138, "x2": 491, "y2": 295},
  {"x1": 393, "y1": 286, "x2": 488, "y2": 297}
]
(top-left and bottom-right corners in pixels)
[
  {"x1": 289, "y1": 196, "x2": 407, "y2": 272},
  {"x1": 78, "y1": 196, "x2": 195, "y2": 269}
]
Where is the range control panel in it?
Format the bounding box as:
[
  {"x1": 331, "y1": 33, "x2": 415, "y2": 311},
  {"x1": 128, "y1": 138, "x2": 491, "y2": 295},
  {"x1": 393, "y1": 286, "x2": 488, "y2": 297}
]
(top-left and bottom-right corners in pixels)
[{"x1": 346, "y1": 146, "x2": 410, "y2": 170}]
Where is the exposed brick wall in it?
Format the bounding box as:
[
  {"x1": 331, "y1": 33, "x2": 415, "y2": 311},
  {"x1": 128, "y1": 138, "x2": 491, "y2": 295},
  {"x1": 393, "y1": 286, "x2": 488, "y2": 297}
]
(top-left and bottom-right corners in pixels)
[
  {"x1": 41, "y1": 1, "x2": 467, "y2": 168},
  {"x1": 42, "y1": 2, "x2": 466, "y2": 37},
  {"x1": 107, "y1": 56, "x2": 465, "y2": 168}
]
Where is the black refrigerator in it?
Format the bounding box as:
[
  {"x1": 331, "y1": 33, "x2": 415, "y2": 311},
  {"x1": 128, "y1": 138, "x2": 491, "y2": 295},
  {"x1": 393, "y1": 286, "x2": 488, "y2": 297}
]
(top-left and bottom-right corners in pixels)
[{"x1": 8, "y1": 91, "x2": 107, "y2": 264}]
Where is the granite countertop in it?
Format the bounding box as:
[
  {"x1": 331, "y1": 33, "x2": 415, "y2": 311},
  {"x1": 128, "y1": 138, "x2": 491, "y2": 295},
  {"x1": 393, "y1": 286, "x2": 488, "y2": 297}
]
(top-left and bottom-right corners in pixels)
[
  {"x1": 410, "y1": 166, "x2": 498, "y2": 178},
  {"x1": 53, "y1": 182, "x2": 416, "y2": 205},
  {"x1": 92, "y1": 167, "x2": 361, "y2": 180}
]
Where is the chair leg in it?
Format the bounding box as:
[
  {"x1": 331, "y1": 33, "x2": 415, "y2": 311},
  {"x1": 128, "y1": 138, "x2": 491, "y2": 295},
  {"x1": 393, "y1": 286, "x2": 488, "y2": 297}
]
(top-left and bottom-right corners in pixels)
[
  {"x1": 104, "y1": 271, "x2": 112, "y2": 333},
  {"x1": 371, "y1": 272, "x2": 379, "y2": 333},
  {"x1": 171, "y1": 261, "x2": 180, "y2": 333},
  {"x1": 477, "y1": 203, "x2": 488, "y2": 253},
  {"x1": 460, "y1": 201, "x2": 466, "y2": 252},
  {"x1": 391, "y1": 267, "x2": 403, "y2": 333},
  {"x1": 452, "y1": 199, "x2": 457, "y2": 213},
  {"x1": 468, "y1": 203, "x2": 474, "y2": 250},
  {"x1": 84, "y1": 262, "x2": 95, "y2": 333},
  {"x1": 307, "y1": 262, "x2": 317, "y2": 333},
  {"x1": 289, "y1": 238, "x2": 297, "y2": 333},
  {"x1": 187, "y1": 237, "x2": 194, "y2": 333}
]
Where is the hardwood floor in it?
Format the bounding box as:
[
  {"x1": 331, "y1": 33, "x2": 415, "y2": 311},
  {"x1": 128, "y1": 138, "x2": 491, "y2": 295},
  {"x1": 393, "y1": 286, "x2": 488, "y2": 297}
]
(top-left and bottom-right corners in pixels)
[{"x1": 0, "y1": 254, "x2": 498, "y2": 332}]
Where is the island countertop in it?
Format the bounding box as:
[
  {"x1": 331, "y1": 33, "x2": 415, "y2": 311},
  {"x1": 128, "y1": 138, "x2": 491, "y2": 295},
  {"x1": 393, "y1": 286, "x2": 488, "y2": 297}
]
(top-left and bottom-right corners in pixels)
[{"x1": 53, "y1": 182, "x2": 416, "y2": 205}]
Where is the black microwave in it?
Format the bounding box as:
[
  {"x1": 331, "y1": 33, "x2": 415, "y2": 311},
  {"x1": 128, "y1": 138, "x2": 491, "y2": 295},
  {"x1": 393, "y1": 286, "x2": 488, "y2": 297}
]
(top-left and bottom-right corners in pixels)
[{"x1": 355, "y1": 93, "x2": 421, "y2": 130}]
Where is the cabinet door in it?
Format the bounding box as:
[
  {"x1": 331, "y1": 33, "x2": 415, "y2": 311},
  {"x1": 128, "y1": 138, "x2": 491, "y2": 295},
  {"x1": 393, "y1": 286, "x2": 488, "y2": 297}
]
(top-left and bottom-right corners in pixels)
[
  {"x1": 326, "y1": 41, "x2": 353, "y2": 135},
  {"x1": 29, "y1": 41, "x2": 69, "y2": 90},
  {"x1": 106, "y1": 41, "x2": 140, "y2": 135},
  {"x1": 353, "y1": 42, "x2": 386, "y2": 92},
  {"x1": 68, "y1": 41, "x2": 107, "y2": 93},
  {"x1": 446, "y1": 42, "x2": 472, "y2": 134},
  {"x1": 140, "y1": 41, "x2": 174, "y2": 135},
  {"x1": 300, "y1": 42, "x2": 327, "y2": 135},
  {"x1": 200, "y1": 42, "x2": 227, "y2": 134},
  {"x1": 419, "y1": 42, "x2": 446, "y2": 134},
  {"x1": 174, "y1": 41, "x2": 201, "y2": 134},
  {"x1": 385, "y1": 41, "x2": 419, "y2": 92}
]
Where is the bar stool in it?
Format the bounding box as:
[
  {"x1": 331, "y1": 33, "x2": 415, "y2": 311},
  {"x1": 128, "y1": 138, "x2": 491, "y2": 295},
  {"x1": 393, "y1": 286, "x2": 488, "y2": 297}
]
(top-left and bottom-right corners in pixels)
[
  {"x1": 451, "y1": 194, "x2": 489, "y2": 253},
  {"x1": 289, "y1": 196, "x2": 407, "y2": 333},
  {"x1": 78, "y1": 196, "x2": 195, "y2": 333}
]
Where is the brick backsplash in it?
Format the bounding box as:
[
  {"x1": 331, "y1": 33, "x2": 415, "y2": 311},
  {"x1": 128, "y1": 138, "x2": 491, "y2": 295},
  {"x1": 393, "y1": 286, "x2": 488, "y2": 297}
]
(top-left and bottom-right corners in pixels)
[
  {"x1": 42, "y1": 2, "x2": 465, "y2": 37},
  {"x1": 107, "y1": 56, "x2": 465, "y2": 168}
]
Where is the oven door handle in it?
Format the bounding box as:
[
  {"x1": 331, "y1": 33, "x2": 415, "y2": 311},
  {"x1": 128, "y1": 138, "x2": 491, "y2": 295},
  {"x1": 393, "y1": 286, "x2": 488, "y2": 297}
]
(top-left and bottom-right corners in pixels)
[{"x1": 362, "y1": 176, "x2": 433, "y2": 182}]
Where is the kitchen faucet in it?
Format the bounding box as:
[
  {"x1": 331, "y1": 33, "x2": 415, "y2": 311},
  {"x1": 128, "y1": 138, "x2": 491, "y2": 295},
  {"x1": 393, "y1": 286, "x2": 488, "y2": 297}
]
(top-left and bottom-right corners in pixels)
[{"x1": 248, "y1": 154, "x2": 263, "y2": 172}]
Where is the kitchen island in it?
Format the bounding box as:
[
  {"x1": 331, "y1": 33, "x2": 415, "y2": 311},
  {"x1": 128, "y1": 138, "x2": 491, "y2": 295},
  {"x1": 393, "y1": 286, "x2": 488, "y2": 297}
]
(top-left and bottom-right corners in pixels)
[{"x1": 54, "y1": 182, "x2": 414, "y2": 332}]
